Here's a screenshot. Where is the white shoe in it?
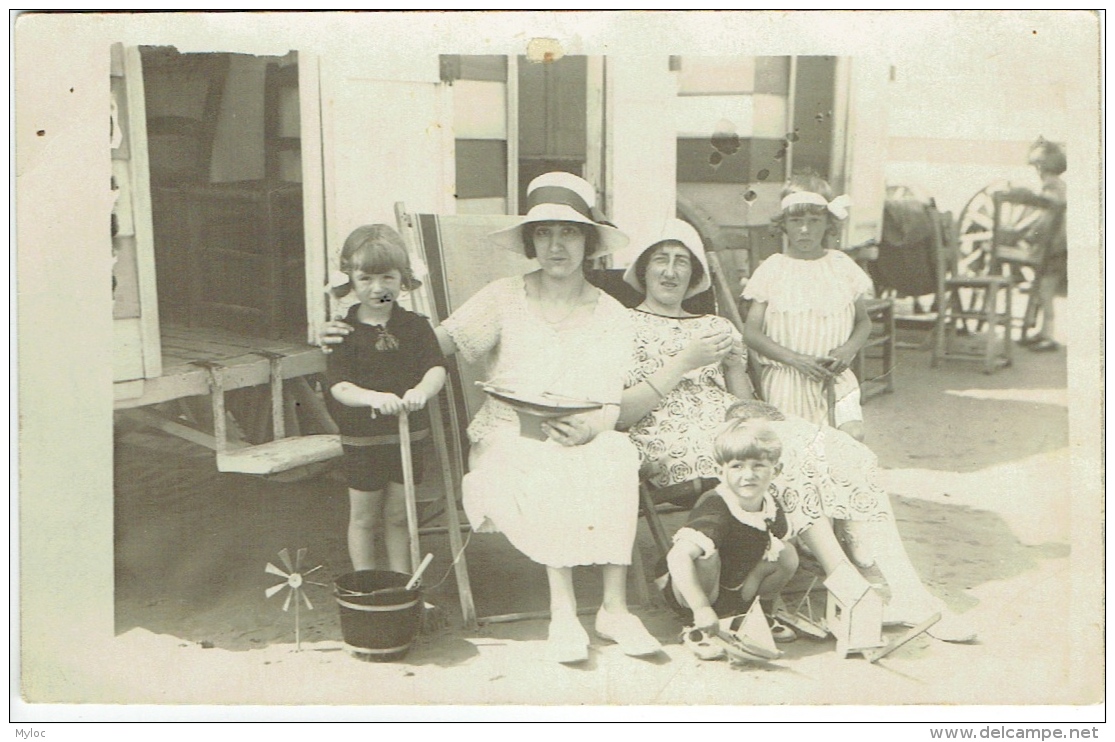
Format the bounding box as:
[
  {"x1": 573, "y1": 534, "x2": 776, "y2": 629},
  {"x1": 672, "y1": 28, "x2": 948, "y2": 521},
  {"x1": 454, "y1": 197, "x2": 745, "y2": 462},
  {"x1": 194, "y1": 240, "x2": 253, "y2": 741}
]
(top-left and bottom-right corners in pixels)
[
  {"x1": 594, "y1": 609, "x2": 662, "y2": 657},
  {"x1": 680, "y1": 627, "x2": 726, "y2": 661},
  {"x1": 547, "y1": 613, "x2": 589, "y2": 664}
]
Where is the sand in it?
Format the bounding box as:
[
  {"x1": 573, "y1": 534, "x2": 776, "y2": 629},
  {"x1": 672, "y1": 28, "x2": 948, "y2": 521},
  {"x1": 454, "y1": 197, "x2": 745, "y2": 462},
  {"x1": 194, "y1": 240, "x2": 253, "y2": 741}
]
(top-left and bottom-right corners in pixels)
[{"x1": 96, "y1": 334, "x2": 1099, "y2": 709}]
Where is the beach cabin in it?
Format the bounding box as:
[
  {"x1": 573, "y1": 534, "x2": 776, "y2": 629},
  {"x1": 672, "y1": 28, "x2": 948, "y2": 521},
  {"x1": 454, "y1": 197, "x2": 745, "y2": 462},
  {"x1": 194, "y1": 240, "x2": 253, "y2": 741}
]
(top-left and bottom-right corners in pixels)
[{"x1": 110, "y1": 41, "x2": 889, "y2": 477}]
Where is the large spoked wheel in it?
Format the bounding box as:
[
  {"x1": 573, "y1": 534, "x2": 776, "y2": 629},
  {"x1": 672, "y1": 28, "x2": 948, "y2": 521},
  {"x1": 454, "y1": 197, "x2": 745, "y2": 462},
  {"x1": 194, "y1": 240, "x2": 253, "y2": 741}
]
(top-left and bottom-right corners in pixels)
[
  {"x1": 957, "y1": 181, "x2": 1042, "y2": 284},
  {"x1": 956, "y1": 181, "x2": 1008, "y2": 276}
]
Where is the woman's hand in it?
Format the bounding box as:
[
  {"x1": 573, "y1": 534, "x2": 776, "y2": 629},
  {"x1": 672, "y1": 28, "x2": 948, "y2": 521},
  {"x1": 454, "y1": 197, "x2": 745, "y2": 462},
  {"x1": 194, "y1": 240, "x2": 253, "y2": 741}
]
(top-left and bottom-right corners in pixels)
[
  {"x1": 722, "y1": 336, "x2": 747, "y2": 368},
  {"x1": 541, "y1": 412, "x2": 597, "y2": 447},
  {"x1": 679, "y1": 329, "x2": 733, "y2": 371},
  {"x1": 317, "y1": 320, "x2": 354, "y2": 354},
  {"x1": 401, "y1": 388, "x2": 430, "y2": 412},
  {"x1": 823, "y1": 345, "x2": 858, "y2": 376}
]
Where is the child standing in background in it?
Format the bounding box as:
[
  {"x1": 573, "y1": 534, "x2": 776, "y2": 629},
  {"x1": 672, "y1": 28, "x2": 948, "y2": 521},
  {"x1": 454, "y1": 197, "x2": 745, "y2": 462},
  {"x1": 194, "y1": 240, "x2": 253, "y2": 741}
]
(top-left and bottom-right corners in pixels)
[
  {"x1": 743, "y1": 173, "x2": 874, "y2": 441},
  {"x1": 1019, "y1": 139, "x2": 1067, "y2": 353},
  {"x1": 326, "y1": 224, "x2": 446, "y2": 574}
]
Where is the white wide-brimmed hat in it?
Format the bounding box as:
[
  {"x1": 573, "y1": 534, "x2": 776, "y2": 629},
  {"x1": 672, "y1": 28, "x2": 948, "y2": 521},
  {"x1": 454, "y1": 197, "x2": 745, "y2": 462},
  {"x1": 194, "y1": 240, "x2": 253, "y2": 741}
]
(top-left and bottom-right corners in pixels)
[
  {"x1": 487, "y1": 172, "x2": 629, "y2": 257},
  {"x1": 622, "y1": 218, "x2": 712, "y2": 299}
]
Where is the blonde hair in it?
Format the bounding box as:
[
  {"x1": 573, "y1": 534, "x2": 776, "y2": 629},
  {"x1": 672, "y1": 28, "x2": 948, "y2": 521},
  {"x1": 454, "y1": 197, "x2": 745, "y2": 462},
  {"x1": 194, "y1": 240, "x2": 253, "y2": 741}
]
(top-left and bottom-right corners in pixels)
[
  {"x1": 713, "y1": 418, "x2": 782, "y2": 465},
  {"x1": 725, "y1": 399, "x2": 786, "y2": 423},
  {"x1": 770, "y1": 171, "x2": 841, "y2": 238}
]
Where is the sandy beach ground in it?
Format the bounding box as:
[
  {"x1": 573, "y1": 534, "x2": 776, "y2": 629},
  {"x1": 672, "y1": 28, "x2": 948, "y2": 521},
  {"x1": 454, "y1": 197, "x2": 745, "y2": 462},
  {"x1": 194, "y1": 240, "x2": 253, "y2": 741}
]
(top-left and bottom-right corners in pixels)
[{"x1": 97, "y1": 318, "x2": 1099, "y2": 710}]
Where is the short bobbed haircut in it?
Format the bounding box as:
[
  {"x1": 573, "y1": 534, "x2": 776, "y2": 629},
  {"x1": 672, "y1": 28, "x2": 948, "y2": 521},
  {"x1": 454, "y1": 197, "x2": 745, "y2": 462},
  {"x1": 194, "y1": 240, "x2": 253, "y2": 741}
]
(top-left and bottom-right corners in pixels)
[
  {"x1": 1029, "y1": 140, "x2": 1067, "y2": 176},
  {"x1": 339, "y1": 224, "x2": 419, "y2": 290},
  {"x1": 770, "y1": 171, "x2": 841, "y2": 238},
  {"x1": 713, "y1": 418, "x2": 783, "y2": 466}
]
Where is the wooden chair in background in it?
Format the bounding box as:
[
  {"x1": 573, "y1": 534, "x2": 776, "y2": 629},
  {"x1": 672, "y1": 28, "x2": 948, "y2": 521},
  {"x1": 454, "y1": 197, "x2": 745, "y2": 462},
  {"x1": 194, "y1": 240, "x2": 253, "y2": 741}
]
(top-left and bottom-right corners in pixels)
[
  {"x1": 930, "y1": 206, "x2": 1014, "y2": 374},
  {"x1": 848, "y1": 243, "x2": 897, "y2": 401},
  {"x1": 989, "y1": 189, "x2": 1064, "y2": 344}
]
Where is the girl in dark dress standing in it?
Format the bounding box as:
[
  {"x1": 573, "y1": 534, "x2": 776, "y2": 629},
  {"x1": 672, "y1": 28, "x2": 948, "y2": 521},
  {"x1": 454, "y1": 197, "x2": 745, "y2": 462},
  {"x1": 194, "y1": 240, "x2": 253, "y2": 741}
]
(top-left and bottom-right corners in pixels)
[{"x1": 326, "y1": 225, "x2": 446, "y2": 573}]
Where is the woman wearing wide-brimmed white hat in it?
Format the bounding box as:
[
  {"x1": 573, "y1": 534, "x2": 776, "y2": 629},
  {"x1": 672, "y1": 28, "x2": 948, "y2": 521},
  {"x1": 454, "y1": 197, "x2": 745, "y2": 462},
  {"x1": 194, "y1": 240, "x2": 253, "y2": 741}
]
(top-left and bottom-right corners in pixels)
[{"x1": 321, "y1": 172, "x2": 662, "y2": 664}]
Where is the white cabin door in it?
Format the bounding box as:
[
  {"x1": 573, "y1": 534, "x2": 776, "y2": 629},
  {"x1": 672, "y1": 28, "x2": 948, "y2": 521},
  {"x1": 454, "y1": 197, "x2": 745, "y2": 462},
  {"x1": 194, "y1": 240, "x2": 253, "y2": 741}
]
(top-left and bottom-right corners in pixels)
[
  {"x1": 834, "y1": 57, "x2": 890, "y2": 250},
  {"x1": 316, "y1": 52, "x2": 453, "y2": 327}
]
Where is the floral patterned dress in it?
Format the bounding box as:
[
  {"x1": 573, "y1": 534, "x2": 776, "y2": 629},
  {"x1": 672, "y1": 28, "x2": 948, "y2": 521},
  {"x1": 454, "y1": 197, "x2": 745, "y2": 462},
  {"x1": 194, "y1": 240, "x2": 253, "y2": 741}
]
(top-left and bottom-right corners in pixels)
[
  {"x1": 764, "y1": 418, "x2": 891, "y2": 525},
  {"x1": 623, "y1": 308, "x2": 890, "y2": 532},
  {"x1": 624, "y1": 310, "x2": 745, "y2": 489}
]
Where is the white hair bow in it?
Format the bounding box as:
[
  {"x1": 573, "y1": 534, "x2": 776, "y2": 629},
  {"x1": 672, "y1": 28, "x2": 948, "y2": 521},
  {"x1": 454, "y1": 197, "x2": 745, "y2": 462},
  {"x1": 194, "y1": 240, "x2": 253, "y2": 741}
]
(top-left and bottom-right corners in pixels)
[
  {"x1": 780, "y1": 192, "x2": 853, "y2": 220},
  {"x1": 826, "y1": 194, "x2": 852, "y2": 220}
]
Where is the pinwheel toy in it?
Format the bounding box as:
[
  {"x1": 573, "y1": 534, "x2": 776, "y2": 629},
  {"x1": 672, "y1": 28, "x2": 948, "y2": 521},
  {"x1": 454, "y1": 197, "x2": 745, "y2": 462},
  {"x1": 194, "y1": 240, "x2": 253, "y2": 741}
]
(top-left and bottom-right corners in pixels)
[{"x1": 265, "y1": 547, "x2": 327, "y2": 650}]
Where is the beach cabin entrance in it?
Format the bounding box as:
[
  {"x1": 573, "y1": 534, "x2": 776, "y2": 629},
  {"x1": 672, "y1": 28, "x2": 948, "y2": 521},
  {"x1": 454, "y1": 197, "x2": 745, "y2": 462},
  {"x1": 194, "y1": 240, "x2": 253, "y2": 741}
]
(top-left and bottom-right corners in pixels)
[
  {"x1": 112, "y1": 44, "x2": 338, "y2": 476},
  {"x1": 143, "y1": 46, "x2": 306, "y2": 340}
]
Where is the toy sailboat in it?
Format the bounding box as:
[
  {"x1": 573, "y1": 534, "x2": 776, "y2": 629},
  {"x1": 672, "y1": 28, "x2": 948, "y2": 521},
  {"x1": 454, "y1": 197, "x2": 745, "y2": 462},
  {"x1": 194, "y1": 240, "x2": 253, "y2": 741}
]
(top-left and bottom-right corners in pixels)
[
  {"x1": 708, "y1": 599, "x2": 782, "y2": 662},
  {"x1": 773, "y1": 575, "x2": 830, "y2": 640}
]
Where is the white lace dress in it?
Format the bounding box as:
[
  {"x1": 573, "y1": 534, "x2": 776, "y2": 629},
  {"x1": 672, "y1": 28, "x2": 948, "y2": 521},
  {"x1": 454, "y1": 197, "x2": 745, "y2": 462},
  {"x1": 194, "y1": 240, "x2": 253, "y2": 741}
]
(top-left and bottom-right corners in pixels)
[
  {"x1": 742, "y1": 250, "x2": 874, "y2": 427},
  {"x1": 622, "y1": 307, "x2": 891, "y2": 531},
  {"x1": 440, "y1": 275, "x2": 640, "y2": 568},
  {"x1": 765, "y1": 417, "x2": 892, "y2": 524}
]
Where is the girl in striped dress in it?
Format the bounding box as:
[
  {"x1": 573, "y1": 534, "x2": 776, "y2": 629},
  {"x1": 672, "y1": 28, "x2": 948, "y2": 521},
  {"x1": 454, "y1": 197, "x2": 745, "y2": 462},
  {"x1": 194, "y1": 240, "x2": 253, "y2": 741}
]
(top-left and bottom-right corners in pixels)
[{"x1": 743, "y1": 174, "x2": 874, "y2": 441}]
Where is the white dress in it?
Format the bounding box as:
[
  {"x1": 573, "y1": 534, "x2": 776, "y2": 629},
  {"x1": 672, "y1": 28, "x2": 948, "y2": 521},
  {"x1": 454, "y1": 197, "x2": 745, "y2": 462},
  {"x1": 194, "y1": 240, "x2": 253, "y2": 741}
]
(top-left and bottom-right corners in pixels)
[
  {"x1": 765, "y1": 418, "x2": 892, "y2": 525},
  {"x1": 621, "y1": 308, "x2": 891, "y2": 533},
  {"x1": 742, "y1": 250, "x2": 874, "y2": 427},
  {"x1": 440, "y1": 275, "x2": 640, "y2": 568}
]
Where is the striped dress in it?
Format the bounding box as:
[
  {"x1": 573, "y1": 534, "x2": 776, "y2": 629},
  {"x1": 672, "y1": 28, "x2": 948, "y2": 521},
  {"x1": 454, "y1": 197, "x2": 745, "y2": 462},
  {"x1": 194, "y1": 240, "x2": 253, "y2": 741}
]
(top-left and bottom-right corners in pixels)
[{"x1": 742, "y1": 250, "x2": 874, "y2": 427}]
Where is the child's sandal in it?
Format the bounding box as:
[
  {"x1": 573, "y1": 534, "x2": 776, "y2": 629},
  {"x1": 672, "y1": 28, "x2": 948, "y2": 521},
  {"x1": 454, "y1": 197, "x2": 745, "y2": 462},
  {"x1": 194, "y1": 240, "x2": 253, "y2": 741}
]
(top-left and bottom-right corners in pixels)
[
  {"x1": 768, "y1": 617, "x2": 798, "y2": 643},
  {"x1": 680, "y1": 627, "x2": 726, "y2": 661}
]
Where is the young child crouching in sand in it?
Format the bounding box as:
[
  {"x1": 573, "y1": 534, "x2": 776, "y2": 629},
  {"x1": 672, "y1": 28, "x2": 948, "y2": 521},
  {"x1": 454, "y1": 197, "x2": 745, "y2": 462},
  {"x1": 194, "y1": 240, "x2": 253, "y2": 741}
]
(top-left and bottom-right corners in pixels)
[{"x1": 655, "y1": 418, "x2": 799, "y2": 660}]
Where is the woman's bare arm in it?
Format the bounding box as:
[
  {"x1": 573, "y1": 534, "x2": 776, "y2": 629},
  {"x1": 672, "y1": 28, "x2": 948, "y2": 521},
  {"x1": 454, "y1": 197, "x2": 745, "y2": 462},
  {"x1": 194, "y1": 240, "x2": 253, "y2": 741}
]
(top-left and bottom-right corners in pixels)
[
  {"x1": 434, "y1": 325, "x2": 458, "y2": 357},
  {"x1": 617, "y1": 329, "x2": 733, "y2": 429},
  {"x1": 826, "y1": 297, "x2": 872, "y2": 374},
  {"x1": 723, "y1": 358, "x2": 755, "y2": 400}
]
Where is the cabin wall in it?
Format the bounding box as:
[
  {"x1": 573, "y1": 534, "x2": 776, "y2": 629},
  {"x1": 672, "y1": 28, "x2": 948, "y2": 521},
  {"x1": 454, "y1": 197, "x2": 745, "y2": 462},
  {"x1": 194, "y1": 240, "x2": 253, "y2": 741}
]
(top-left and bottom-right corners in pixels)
[
  {"x1": 112, "y1": 44, "x2": 161, "y2": 386},
  {"x1": 671, "y1": 55, "x2": 829, "y2": 278},
  {"x1": 884, "y1": 51, "x2": 1074, "y2": 216},
  {"x1": 607, "y1": 57, "x2": 678, "y2": 268}
]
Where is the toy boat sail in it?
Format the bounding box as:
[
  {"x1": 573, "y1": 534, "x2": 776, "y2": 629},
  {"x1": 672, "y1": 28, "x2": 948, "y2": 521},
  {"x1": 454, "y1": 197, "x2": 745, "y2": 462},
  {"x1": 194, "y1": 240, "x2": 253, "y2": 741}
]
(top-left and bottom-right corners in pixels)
[
  {"x1": 709, "y1": 599, "x2": 782, "y2": 662},
  {"x1": 772, "y1": 575, "x2": 830, "y2": 640}
]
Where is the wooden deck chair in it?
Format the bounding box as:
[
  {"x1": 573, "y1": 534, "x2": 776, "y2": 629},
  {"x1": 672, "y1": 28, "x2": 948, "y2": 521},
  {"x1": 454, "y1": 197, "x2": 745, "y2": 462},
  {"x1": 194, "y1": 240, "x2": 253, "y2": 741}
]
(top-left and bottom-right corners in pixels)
[{"x1": 846, "y1": 241, "x2": 897, "y2": 402}]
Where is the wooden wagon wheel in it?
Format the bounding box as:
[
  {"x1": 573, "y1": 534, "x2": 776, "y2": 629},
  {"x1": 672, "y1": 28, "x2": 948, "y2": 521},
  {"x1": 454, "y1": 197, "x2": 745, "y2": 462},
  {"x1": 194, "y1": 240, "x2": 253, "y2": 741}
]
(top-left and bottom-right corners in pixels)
[
  {"x1": 956, "y1": 180, "x2": 1009, "y2": 276},
  {"x1": 956, "y1": 180, "x2": 1042, "y2": 284}
]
